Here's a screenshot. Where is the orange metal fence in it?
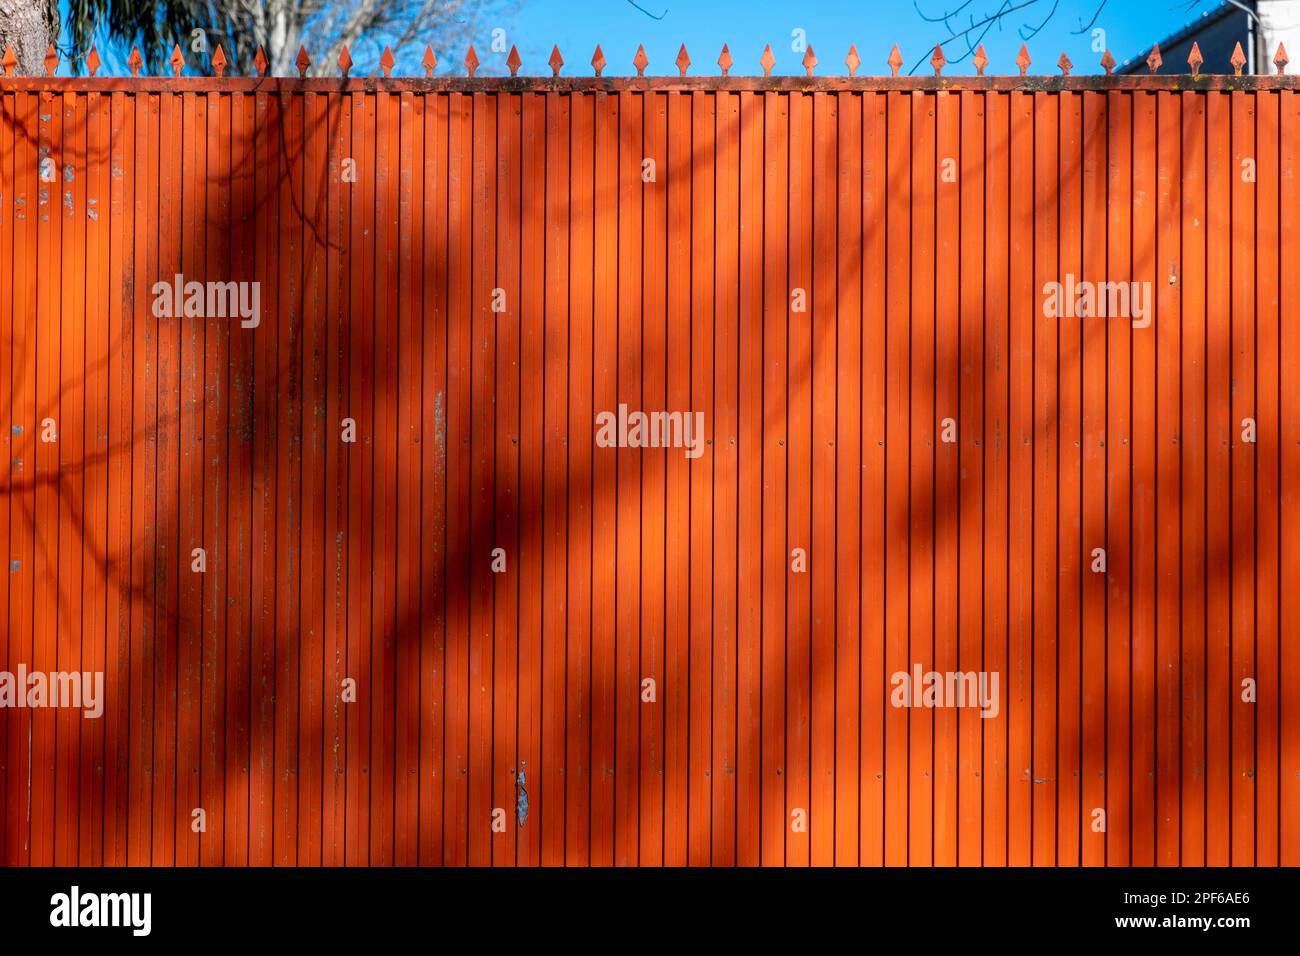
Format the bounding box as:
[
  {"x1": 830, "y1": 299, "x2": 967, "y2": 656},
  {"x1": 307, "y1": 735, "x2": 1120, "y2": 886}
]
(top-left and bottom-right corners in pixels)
[{"x1": 1, "y1": 41, "x2": 1299, "y2": 866}]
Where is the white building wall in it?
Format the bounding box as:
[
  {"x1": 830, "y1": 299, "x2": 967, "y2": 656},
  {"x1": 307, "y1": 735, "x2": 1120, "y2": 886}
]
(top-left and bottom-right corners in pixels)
[{"x1": 1258, "y1": 0, "x2": 1300, "y2": 69}]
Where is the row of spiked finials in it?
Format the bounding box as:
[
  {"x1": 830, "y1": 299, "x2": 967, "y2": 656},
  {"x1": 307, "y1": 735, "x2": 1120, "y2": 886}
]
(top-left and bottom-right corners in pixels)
[{"x1": 1, "y1": 38, "x2": 1293, "y2": 80}]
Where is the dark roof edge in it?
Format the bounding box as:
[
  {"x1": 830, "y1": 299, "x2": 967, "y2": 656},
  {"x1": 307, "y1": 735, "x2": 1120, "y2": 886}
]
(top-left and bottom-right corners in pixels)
[{"x1": 1117, "y1": 0, "x2": 1249, "y2": 73}]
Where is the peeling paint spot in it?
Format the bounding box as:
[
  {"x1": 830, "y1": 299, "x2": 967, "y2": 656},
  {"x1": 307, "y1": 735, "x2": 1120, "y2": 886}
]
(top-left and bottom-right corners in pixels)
[{"x1": 516, "y1": 766, "x2": 528, "y2": 827}]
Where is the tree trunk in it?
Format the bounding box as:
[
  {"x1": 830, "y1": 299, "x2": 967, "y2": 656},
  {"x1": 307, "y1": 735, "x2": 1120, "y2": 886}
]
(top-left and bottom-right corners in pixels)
[{"x1": 0, "y1": 0, "x2": 54, "y2": 75}]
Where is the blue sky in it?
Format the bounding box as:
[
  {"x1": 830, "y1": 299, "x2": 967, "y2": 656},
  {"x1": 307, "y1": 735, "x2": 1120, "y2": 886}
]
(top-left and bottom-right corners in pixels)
[
  {"x1": 64, "y1": 0, "x2": 1228, "y2": 77},
  {"x1": 495, "y1": 0, "x2": 1221, "y2": 77}
]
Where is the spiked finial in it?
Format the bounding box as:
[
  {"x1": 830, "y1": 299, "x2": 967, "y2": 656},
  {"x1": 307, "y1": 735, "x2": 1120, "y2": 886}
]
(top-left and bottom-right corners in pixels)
[
  {"x1": 845, "y1": 44, "x2": 860, "y2": 77},
  {"x1": 506, "y1": 45, "x2": 522, "y2": 76},
  {"x1": 128, "y1": 45, "x2": 143, "y2": 77},
  {"x1": 676, "y1": 43, "x2": 690, "y2": 76},
  {"x1": 296, "y1": 45, "x2": 311, "y2": 77},
  {"x1": 592, "y1": 44, "x2": 606, "y2": 76},
  {"x1": 44, "y1": 44, "x2": 58, "y2": 76},
  {"x1": 168, "y1": 43, "x2": 184, "y2": 76},
  {"x1": 1187, "y1": 42, "x2": 1202, "y2": 77},
  {"x1": 1, "y1": 45, "x2": 16, "y2": 77},
  {"x1": 973, "y1": 43, "x2": 988, "y2": 76},
  {"x1": 253, "y1": 45, "x2": 268, "y2": 76},
  {"x1": 212, "y1": 44, "x2": 228, "y2": 77},
  {"x1": 1016, "y1": 43, "x2": 1031, "y2": 76},
  {"x1": 718, "y1": 44, "x2": 733, "y2": 76},
  {"x1": 548, "y1": 45, "x2": 563, "y2": 76},
  {"x1": 760, "y1": 43, "x2": 776, "y2": 77},
  {"x1": 1058, "y1": 52, "x2": 1072, "y2": 75},
  {"x1": 887, "y1": 43, "x2": 903, "y2": 77},
  {"x1": 633, "y1": 44, "x2": 649, "y2": 76},
  {"x1": 421, "y1": 45, "x2": 436, "y2": 77},
  {"x1": 1276, "y1": 43, "x2": 1289, "y2": 75},
  {"x1": 86, "y1": 46, "x2": 101, "y2": 77},
  {"x1": 1100, "y1": 49, "x2": 1116, "y2": 75},
  {"x1": 380, "y1": 46, "x2": 395, "y2": 77},
  {"x1": 802, "y1": 45, "x2": 817, "y2": 76},
  {"x1": 1230, "y1": 41, "x2": 1246, "y2": 76},
  {"x1": 1147, "y1": 42, "x2": 1162, "y2": 74},
  {"x1": 465, "y1": 45, "x2": 479, "y2": 77},
  {"x1": 339, "y1": 45, "x2": 353, "y2": 77},
  {"x1": 930, "y1": 44, "x2": 945, "y2": 76}
]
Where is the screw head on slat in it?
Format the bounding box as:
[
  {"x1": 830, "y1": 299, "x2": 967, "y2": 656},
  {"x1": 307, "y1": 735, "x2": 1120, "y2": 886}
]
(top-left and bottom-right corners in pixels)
[
  {"x1": 676, "y1": 43, "x2": 690, "y2": 77},
  {"x1": 128, "y1": 45, "x2": 143, "y2": 77},
  {"x1": 296, "y1": 44, "x2": 311, "y2": 77},
  {"x1": 1147, "y1": 42, "x2": 1163, "y2": 74},
  {"x1": 930, "y1": 43, "x2": 945, "y2": 76},
  {"x1": 339, "y1": 44, "x2": 353, "y2": 77},
  {"x1": 887, "y1": 43, "x2": 903, "y2": 77},
  {"x1": 1276, "y1": 42, "x2": 1290, "y2": 75},
  {"x1": 633, "y1": 43, "x2": 649, "y2": 77},
  {"x1": 549, "y1": 44, "x2": 564, "y2": 76},
  {"x1": 422, "y1": 45, "x2": 437, "y2": 77},
  {"x1": 1057, "y1": 52, "x2": 1072, "y2": 75},
  {"x1": 1, "y1": 44, "x2": 16, "y2": 77},
  {"x1": 253, "y1": 45, "x2": 269, "y2": 76},
  {"x1": 592, "y1": 44, "x2": 606, "y2": 76},
  {"x1": 212, "y1": 44, "x2": 228, "y2": 77},
  {"x1": 760, "y1": 43, "x2": 776, "y2": 77},
  {"x1": 845, "y1": 44, "x2": 860, "y2": 77},
  {"x1": 44, "y1": 44, "x2": 59, "y2": 76},
  {"x1": 1101, "y1": 49, "x2": 1116, "y2": 75},
  {"x1": 1016, "y1": 43, "x2": 1031, "y2": 76},
  {"x1": 169, "y1": 43, "x2": 185, "y2": 76},
  {"x1": 718, "y1": 43, "x2": 733, "y2": 76},
  {"x1": 380, "y1": 45, "x2": 395, "y2": 77},
  {"x1": 465, "y1": 44, "x2": 480, "y2": 77},
  {"x1": 506, "y1": 45, "x2": 522, "y2": 77},
  {"x1": 1230, "y1": 40, "x2": 1246, "y2": 75},
  {"x1": 973, "y1": 43, "x2": 988, "y2": 76},
  {"x1": 86, "y1": 46, "x2": 101, "y2": 77},
  {"x1": 1187, "y1": 41, "x2": 1203, "y2": 77}
]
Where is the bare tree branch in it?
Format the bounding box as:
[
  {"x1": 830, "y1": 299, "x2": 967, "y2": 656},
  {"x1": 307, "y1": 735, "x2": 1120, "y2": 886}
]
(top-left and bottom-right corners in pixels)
[
  {"x1": 957, "y1": 0, "x2": 1015, "y2": 62},
  {"x1": 62, "y1": 0, "x2": 517, "y2": 76},
  {"x1": 909, "y1": 0, "x2": 1039, "y2": 74},
  {"x1": 625, "y1": 0, "x2": 667, "y2": 20},
  {"x1": 1072, "y1": 0, "x2": 1109, "y2": 34},
  {"x1": 1017, "y1": 0, "x2": 1059, "y2": 41},
  {"x1": 913, "y1": 0, "x2": 974, "y2": 25}
]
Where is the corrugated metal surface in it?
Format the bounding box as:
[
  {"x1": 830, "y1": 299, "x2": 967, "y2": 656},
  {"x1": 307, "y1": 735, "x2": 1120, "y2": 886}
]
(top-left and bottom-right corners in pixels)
[{"x1": 1, "y1": 68, "x2": 1299, "y2": 866}]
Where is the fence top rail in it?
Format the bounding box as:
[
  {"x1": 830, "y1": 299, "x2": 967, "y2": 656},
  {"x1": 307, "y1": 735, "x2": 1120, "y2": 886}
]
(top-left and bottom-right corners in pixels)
[{"x1": 0, "y1": 38, "x2": 1295, "y2": 92}]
